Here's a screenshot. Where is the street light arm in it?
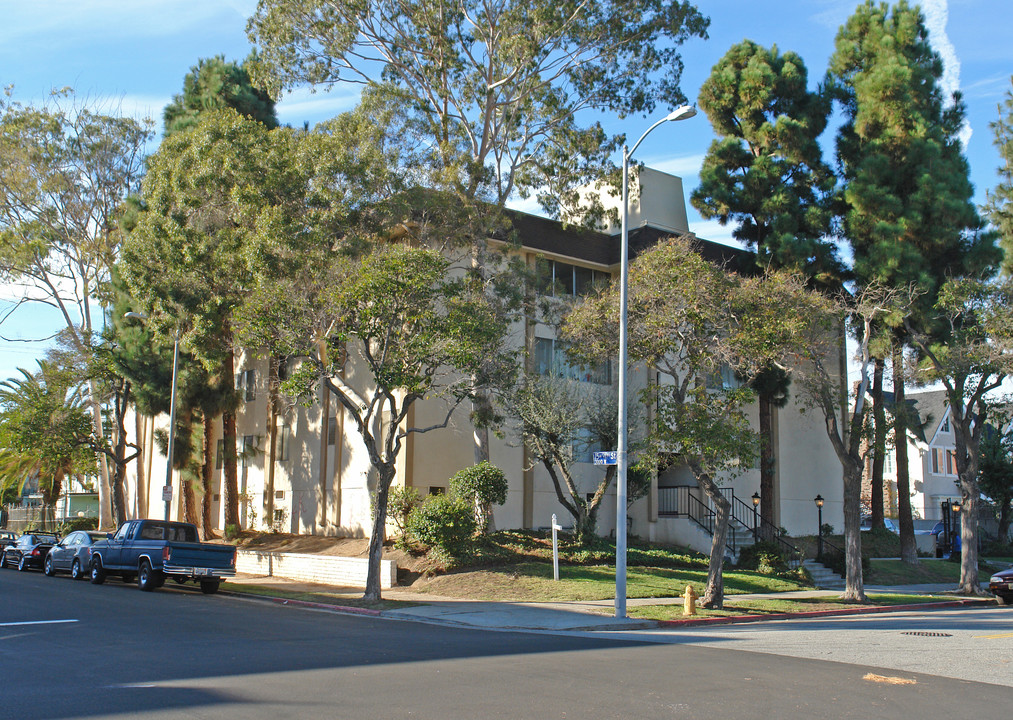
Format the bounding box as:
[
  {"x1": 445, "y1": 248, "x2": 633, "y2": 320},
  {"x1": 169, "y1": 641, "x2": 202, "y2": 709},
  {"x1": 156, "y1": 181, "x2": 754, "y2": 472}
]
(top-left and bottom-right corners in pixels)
[{"x1": 626, "y1": 105, "x2": 696, "y2": 158}]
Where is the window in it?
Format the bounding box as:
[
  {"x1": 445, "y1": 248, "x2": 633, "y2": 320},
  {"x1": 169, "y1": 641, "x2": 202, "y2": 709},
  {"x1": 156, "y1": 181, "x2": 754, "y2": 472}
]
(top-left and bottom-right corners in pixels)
[
  {"x1": 536, "y1": 259, "x2": 609, "y2": 297},
  {"x1": 275, "y1": 490, "x2": 285, "y2": 499},
  {"x1": 276, "y1": 425, "x2": 291, "y2": 463},
  {"x1": 235, "y1": 369, "x2": 256, "y2": 401},
  {"x1": 215, "y1": 439, "x2": 224, "y2": 470},
  {"x1": 534, "y1": 337, "x2": 611, "y2": 385},
  {"x1": 940, "y1": 417, "x2": 950, "y2": 433},
  {"x1": 705, "y1": 364, "x2": 742, "y2": 390},
  {"x1": 241, "y1": 435, "x2": 256, "y2": 469},
  {"x1": 931, "y1": 448, "x2": 957, "y2": 476},
  {"x1": 572, "y1": 425, "x2": 603, "y2": 464},
  {"x1": 327, "y1": 417, "x2": 338, "y2": 446},
  {"x1": 429, "y1": 486, "x2": 446, "y2": 495}
]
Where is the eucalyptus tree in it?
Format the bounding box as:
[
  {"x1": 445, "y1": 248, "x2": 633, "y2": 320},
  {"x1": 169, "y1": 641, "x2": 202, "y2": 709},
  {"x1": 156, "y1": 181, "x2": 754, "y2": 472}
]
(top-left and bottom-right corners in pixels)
[
  {"x1": 0, "y1": 90, "x2": 153, "y2": 527},
  {"x1": 828, "y1": 0, "x2": 1000, "y2": 561},
  {"x1": 236, "y1": 243, "x2": 509, "y2": 601},
  {"x1": 906, "y1": 278, "x2": 1013, "y2": 594},
  {"x1": 247, "y1": 0, "x2": 709, "y2": 463},
  {"x1": 565, "y1": 238, "x2": 763, "y2": 608},
  {"x1": 691, "y1": 39, "x2": 838, "y2": 531}
]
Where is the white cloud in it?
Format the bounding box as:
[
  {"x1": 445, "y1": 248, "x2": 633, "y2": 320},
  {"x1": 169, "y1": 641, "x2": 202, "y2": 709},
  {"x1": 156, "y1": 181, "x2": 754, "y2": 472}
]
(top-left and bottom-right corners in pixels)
[
  {"x1": 922, "y1": 0, "x2": 972, "y2": 146},
  {"x1": 641, "y1": 153, "x2": 705, "y2": 180},
  {"x1": 275, "y1": 86, "x2": 363, "y2": 126},
  {"x1": 0, "y1": 1, "x2": 255, "y2": 44}
]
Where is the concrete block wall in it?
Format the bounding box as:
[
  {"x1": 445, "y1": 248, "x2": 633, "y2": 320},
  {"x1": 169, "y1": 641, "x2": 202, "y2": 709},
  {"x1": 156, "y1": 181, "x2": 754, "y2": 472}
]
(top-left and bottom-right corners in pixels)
[{"x1": 236, "y1": 550, "x2": 397, "y2": 589}]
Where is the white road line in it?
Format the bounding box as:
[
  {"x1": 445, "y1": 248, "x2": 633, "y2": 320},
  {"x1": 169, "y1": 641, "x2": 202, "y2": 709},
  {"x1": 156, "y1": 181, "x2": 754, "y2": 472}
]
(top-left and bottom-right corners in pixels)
[{"x1": 0, "y1": 619, "x2": 78, "y2": 627}]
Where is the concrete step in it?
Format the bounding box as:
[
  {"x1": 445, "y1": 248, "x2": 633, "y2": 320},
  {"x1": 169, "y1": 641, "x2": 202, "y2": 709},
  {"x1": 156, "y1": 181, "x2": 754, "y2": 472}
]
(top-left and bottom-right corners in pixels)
[{"x1": 802, "y1": 559, "x2": 846, "y2": 590}]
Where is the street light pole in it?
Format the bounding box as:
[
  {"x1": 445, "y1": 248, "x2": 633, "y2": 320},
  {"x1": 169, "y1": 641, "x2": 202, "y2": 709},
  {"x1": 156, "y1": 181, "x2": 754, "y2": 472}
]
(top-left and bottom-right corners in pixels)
[
  {"x1": 616, "y1": 105, "x2": 696, "y2": 619},
  {"x1": 814, "y1": 494, "x2": 824, "y2": 561},
  {"x1": 125, "y1": 312, "x2": 179, "y2": 522}
]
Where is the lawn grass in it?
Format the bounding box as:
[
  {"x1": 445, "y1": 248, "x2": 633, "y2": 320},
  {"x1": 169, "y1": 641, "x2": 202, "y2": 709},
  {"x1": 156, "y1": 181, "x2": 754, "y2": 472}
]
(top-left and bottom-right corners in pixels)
[
  {"x1": 628, "y1": 593, "x2": 958, "y2": 621},
  {"x1": 405, "y1": 560, "x2": 811, "y2": 602}
]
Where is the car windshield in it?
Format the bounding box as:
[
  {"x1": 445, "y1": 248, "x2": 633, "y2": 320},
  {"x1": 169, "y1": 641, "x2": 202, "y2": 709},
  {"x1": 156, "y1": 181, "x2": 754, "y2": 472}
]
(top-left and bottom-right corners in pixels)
[{"x1": 35, "y1": 535, "x2": 58, "y2": 542}]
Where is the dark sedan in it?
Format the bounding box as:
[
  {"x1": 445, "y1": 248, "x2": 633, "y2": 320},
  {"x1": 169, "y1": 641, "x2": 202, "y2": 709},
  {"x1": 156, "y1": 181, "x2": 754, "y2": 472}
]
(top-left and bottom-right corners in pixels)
[
  {"x1": 990, "y1": 568, "x2": 1013, "y2": 605},
  {"x1": 44, "y1": 530, "x2": 106, "y2": 580},
  {"x1": 2, "y1": 532, "x2": 60, "y2": 571}
]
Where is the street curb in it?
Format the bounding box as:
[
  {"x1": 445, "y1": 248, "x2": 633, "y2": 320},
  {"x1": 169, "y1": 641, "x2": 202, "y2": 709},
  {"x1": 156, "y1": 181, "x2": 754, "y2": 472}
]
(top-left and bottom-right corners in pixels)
[
  {"x1": 653, "y1": 598, "x2": 994, "y2": 628},
  {"x1": 220, "y1": 588, "x2": 383, "y2": 617}
]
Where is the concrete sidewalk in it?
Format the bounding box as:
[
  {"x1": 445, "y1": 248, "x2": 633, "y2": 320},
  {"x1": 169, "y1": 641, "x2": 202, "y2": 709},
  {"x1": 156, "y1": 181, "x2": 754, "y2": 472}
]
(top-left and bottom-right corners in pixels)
[{"x1": 222, "y1": 572, "x2": 996, "y2": 632}]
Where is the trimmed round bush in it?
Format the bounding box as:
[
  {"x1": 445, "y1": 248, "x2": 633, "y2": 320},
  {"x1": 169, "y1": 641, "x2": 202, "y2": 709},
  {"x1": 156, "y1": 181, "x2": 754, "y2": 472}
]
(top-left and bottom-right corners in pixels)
[
  {"x1": 405, "y1": 494, "x2": 477, "y2": 560},
  {"x1": 449, "y1": 461, "x2": 508, "y2": 507}
]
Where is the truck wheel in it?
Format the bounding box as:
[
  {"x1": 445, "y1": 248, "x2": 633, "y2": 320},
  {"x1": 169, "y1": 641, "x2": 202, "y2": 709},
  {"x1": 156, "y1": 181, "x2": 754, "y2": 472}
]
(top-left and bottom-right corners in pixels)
[
  {"x1": 44, "y1": 555, "x2": 55, "y2": 576},
  {"x1": 200, "y1": 580, "x2": 220, "y2": 595},
  {"x1": 90, "y1": 558, "x2": 106, "y2": 584},
  {"x1": 71, "y1": 559, "x2": 83, "y2": 581},
  {"x1": 137, "y1": 560, "x2": 164, "y2": 592}
]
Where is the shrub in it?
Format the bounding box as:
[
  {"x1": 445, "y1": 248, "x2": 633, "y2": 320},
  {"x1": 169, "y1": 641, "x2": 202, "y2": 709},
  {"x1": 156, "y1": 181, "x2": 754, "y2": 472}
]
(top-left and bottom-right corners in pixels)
[
  {"x1": 388, "y1": 485, "x2": 421, "y2": 545},
  {"x1": 224, "y1": 523, "x2": 240, "y2": 541},
  {"x1": 737, "y1": 541, "x2": 791, "y2": 574},
  {"x1": 449, "y1": 461, "x2": 508, "y2": 533},
  {"x1": 405, "y1": 494, "x2": 477, "y2": 561},
  {"x1": 57, "y1": 516, "x2": 99, "y2": 535}
]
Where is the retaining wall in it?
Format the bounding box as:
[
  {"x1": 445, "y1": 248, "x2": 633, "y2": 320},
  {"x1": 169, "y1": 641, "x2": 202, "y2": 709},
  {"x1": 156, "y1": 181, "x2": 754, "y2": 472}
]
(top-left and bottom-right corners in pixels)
[{"x1": 235, "y1": 550, "x2": 397, "y2": 589}]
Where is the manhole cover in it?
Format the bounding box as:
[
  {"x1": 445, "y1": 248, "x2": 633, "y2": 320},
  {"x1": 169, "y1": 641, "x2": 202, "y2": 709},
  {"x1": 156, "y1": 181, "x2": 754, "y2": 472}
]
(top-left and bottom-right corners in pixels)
[{"x1": 901, "y1": 631, "x2": 952, "y2": 637}]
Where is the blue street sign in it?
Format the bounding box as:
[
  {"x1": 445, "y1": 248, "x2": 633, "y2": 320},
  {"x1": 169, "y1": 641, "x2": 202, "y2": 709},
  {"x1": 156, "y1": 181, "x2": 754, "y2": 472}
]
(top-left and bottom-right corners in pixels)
[{"x1": 593, "y1": 451, "x2": 618, "y2": 466}]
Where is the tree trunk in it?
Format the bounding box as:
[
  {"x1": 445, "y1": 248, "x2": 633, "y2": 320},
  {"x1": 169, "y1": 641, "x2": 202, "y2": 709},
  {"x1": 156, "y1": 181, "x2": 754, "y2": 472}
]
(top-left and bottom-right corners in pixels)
[
  {"x1": 758, "y1": 393, "x2": 775, "y2": 536},
  {"x1": 183, "y1": 472, "x2": 199, "y2": 526},
  {"x1": 693, "y1": 467, "x2": 730, "y2": 609},
  {"x1": 841, "y1": 462, "x2": 867, "y2": 601},
  {"x1": 364, "y1": 465, "x2": 396, "y2": 602},
  {"x1": 957, "y1": 488, "x2": 982, "y2": 595},
  {"x1": 222, "y1": 352, "x2": 240, "y2": 531},
  {"x1": 892, "y1": 346, "x2": 918, "y2": 563},
  {"x1": 135, "y1": 413, "x2": 148, "y2": 519},
  {"x1": 201, "y1": 417, "x2": 215, "y2": 540},
  {"x1": 998, "y1": 502, "x2": 1012, "y2": 544},
  {"x1": 870, "y1": 357, "x2": 886, "y2": 529},
  {"x1": 88, "y1": 381, "x2": 113, "y2": 529}
]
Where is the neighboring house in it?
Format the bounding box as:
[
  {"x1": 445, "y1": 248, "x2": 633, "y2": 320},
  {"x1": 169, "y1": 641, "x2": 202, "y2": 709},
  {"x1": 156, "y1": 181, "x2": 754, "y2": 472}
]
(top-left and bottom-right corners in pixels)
[
  {"x1": 122, "y1": 168, "x2": 847, "y2": 554},
  {"x1": 861, "y1": 390, "x2": 962, "y2": 522}
]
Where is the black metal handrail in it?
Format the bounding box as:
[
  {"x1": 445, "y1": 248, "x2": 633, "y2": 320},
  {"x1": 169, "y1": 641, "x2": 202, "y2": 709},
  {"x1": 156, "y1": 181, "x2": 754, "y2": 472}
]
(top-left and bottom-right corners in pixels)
[
  {"x1": 658, "y1": 486, "x2": 803, "y2": 567},
  {"x1": 729, "y1": 493, "x2": 804, "y2": 567}
]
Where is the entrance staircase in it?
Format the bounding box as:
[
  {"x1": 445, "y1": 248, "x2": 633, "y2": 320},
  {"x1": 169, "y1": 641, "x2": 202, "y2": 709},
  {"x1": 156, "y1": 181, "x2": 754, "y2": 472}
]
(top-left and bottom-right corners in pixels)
[{"x1": 801, "y1": 558, "x2": 845, "y2": 590}]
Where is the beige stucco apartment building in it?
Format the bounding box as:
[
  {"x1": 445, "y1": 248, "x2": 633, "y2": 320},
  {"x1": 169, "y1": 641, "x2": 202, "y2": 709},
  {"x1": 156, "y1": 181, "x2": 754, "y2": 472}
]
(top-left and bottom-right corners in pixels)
[{"x1": 123, "y1": 168, "x2": 847, "y2": 555}]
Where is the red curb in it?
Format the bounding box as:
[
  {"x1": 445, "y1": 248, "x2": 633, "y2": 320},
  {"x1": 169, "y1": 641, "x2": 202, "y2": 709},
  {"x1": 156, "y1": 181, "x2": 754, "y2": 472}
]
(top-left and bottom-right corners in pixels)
[
  {"x1": 653, "y1": 598, "x2": 993, "y2": 628},
  {"x1": 223, "y1": 590, "x2": 384, "y2": 616}
]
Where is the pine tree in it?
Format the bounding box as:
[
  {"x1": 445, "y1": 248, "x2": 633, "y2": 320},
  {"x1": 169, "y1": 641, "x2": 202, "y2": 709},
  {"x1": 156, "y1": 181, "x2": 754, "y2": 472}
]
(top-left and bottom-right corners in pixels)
[
  {"x1": 829, "y1": 0, "x2": 1000, "y2": 563},
  {"x1": 692, "y1": 40, "x2": 838, "y2": 531}
]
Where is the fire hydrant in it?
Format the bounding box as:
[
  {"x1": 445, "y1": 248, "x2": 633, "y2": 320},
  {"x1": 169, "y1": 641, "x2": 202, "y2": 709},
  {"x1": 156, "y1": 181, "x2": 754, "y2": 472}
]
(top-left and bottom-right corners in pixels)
[{"x1": 683, "y1": 585, "x2": 698, "y2": 616}]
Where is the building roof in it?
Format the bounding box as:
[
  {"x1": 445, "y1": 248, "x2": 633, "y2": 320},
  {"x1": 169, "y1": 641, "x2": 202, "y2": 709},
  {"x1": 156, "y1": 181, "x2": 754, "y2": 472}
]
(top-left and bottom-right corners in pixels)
[{"x1": 502, "y1": 208, "x2": 754, "y2": 270}]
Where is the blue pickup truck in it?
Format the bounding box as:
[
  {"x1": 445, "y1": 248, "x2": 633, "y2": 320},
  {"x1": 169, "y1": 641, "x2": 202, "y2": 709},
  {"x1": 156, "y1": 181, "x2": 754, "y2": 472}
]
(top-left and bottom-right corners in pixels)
[{"x1": 90, "y1": 519, "x2": 236, "y2": 594}]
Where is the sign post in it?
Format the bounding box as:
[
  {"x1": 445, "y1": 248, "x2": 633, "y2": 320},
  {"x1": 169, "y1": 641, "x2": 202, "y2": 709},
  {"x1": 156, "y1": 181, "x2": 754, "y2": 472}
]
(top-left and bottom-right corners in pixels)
[{"x1": 551, "y1": 514, "x2": 563, "y2": 581}]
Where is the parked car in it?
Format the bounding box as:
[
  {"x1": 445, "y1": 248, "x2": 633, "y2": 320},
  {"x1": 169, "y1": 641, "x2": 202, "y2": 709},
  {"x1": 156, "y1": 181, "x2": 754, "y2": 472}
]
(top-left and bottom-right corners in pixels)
[
  {"x1": 989, "y1": 568, "x2": 1013, "y2": 605},
  {"x1": 44, "y1": 530, "x2": 107, "y2": 580},
  {"x1": 2, "y1": 532, "x2": 60, "y2": 571},
  {"x1": 89, "y1": 519, "x2": 236, "y2": 593},
  {"x1": 0, "y1": 530, "x2": 17, "y2": 551}
]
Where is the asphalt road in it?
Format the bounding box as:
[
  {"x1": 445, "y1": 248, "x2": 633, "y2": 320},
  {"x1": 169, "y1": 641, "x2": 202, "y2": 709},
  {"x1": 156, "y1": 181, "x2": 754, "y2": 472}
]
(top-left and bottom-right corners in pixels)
[{"x1": 2, "y1": 568, "x2": 1011, "y2": 720}]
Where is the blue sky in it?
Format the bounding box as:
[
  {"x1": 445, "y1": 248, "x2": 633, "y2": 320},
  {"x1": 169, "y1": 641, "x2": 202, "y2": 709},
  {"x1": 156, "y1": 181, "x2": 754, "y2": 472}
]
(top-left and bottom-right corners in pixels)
[{"x1": 1, "y1": 0, "x2": 1012, "y2": 380}]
